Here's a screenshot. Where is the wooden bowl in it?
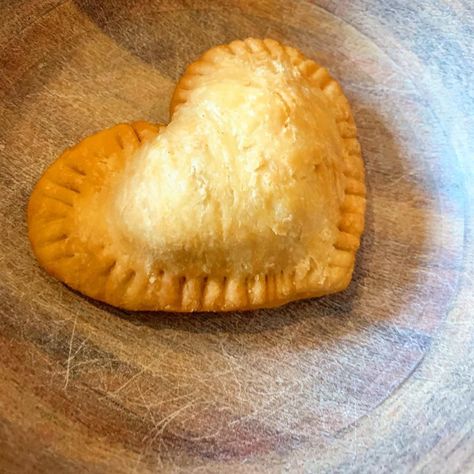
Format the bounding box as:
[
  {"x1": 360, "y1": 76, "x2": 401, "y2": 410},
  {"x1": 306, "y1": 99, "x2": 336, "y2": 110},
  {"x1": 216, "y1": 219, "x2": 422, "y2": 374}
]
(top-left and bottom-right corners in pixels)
[{"x1": 0, "y1": 1, "x2": 472, "y2": 472}]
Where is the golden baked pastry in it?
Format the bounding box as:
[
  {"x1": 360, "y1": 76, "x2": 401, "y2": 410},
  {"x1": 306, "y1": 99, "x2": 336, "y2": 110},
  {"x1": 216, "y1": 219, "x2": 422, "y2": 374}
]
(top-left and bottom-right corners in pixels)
[{"x1": 28, "y1": 38, "x2": 365, "y2": 312}]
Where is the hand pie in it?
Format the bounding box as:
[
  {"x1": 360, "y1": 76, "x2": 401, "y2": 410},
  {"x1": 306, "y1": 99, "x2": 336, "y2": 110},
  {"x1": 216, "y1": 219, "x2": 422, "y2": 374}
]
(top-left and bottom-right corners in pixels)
[{"x1": 28, "y1": 38, "x2": 365, "y2": 312}]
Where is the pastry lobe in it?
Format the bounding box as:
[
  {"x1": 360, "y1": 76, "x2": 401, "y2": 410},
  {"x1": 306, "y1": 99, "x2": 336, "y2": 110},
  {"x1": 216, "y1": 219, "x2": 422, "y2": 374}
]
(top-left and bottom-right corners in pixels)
[{"x1": 28, "y1": 38, "x2": 365, "y2": 311}]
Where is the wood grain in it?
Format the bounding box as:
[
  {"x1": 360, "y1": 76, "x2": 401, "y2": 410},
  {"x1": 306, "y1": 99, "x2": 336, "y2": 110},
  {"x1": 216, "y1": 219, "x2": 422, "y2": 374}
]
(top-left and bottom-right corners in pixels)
[{"x1": 0, "y1": 1, "x2": 472, "y2": 472}]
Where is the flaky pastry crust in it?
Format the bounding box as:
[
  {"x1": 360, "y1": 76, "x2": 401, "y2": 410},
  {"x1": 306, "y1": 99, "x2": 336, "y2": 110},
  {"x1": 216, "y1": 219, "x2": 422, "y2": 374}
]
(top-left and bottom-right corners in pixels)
[{"x1": 28, "y1": 38, "x2": 365, "y2": 312}]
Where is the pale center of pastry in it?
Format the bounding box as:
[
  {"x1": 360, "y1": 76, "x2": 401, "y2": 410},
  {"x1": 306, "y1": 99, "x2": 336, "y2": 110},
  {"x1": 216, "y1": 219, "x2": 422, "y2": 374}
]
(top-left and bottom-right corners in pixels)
[{"x1": 111, "y1": 53, "x2": 345, "y2": 276}]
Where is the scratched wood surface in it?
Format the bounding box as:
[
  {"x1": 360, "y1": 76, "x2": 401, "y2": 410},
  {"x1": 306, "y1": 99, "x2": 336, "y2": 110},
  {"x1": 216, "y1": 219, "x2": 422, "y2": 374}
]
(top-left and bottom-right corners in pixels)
[{"x1": 0, "y1": 1, "x2": 473, "y2": 472}]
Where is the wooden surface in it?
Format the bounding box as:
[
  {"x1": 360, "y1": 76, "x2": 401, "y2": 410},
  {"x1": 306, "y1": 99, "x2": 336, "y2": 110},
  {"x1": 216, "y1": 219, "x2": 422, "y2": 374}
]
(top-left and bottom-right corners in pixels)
[{"x1": 0, "y1": 1, "x2": 472, "y2": 472}]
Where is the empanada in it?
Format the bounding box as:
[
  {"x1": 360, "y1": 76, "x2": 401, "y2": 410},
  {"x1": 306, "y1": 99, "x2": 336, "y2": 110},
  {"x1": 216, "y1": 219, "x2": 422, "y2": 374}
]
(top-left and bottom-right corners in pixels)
[{"x1": 28, "y1": 38, "x2": 365, "y2": 311}]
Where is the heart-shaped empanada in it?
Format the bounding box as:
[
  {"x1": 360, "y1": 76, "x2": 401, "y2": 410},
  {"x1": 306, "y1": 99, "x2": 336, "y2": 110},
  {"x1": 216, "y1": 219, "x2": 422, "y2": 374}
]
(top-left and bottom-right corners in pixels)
[{"x1": 28, "y1": 38, "x2": 365, "y2": 312}]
